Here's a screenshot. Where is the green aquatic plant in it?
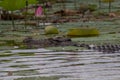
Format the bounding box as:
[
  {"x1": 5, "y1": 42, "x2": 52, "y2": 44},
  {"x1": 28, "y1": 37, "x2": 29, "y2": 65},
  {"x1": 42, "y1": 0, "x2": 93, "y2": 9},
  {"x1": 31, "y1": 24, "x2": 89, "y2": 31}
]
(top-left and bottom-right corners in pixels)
[
  {"x1": 98, "y1": 0, "x2": 102, "y2": 9},
  {"x1": 0, "y1": 0, "x2": 37, "y2": 11},
  {"x1": 14, "y1": 69, "x2": 39, "y2": 76},
  {"x1": 45, "y1": 26, "x2": 59, "y2": 34},
  {"x1": 5, "y1": 40, "x2": 16, "y2": 46},
  {"x1": 3, "y1": 50, "x2": 12, "y2": 53},
  {"x1": 88, "y1": 4, "x2": 98, "y2": 12},
  {"x1": 10, "y1": 65, "x2": 29, "y2": 68},
  {"x1": 0, "y1": 53, "x2": 14, "y2": 57},
  {"x1": 67, "y1": 28, "x2": 100, "y2": 37},
  {"x1": 0, "y1": 0, "x2": 37, "y2": 30},
  {"x1": 17, "y1": 52, "x2": 35, "y2": 56},
  {"x1": 74, "y1": 0, "x2": 77, "y2": 10},
  {"x1": 15, "y1": 76, "x2": 60, "y2": 80},
  {"x1": 0, "y1": 60, "x2": 11, "y2": 63}
]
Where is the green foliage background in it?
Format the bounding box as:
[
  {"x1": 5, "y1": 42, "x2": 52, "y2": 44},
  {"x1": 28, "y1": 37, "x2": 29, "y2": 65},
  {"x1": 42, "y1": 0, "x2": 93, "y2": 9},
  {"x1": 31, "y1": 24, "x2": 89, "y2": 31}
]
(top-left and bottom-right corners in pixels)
[{"x1": 0, "y1": 0, "x2": 37, "y2": 11}]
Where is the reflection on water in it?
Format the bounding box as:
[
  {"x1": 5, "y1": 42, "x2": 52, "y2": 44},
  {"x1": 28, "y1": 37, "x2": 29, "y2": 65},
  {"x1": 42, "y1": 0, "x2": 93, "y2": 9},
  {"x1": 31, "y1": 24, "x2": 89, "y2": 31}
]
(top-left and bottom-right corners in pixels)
[{"x1": 0, "y1": 49, "x2": 120, "y2": 80}]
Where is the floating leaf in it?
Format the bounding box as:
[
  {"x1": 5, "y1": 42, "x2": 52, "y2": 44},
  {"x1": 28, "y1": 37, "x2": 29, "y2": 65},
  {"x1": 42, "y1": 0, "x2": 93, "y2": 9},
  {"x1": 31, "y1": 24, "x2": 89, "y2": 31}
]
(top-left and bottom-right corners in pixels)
[
  {"x1": 101, "y1": 0, "x2": 114, "y2": 3},
  {"x1": 67, "y1": 28, "x2": 100, "y2": 37},
  {"x1": 45, "y1": 26, "x2": 59, "y2": 34}
]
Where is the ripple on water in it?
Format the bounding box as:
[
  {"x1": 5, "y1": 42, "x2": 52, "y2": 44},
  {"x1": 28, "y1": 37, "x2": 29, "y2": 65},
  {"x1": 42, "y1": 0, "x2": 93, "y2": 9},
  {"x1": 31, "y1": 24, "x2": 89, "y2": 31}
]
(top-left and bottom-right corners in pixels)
[{"x1": 0, "y1": 50, "x2": 120, "y2": 80}]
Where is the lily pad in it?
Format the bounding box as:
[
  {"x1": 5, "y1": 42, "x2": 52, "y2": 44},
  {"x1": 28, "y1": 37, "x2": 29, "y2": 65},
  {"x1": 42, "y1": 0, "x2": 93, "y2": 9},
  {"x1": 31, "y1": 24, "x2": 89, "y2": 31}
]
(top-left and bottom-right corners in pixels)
[
  {"x1": 67, "y1": 28, "x2": 100, "y2": 37},
  {"x1": 45, "y1": 26, "x2": 59, "y2": 34}
]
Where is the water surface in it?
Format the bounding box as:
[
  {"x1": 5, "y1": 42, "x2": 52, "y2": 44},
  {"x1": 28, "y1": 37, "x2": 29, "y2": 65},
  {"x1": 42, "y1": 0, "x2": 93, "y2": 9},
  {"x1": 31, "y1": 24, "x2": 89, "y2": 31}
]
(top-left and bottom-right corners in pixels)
[{"x1": 0, "y1": 49, "x2": 120, "y2": 80}]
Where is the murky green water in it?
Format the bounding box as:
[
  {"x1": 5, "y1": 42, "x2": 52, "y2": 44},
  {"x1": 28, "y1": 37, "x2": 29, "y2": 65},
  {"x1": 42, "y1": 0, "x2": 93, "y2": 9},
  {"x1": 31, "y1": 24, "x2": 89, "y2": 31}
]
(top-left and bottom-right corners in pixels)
[{"x1": 0, "y1": 49, "x2": 120, "y2": 80}]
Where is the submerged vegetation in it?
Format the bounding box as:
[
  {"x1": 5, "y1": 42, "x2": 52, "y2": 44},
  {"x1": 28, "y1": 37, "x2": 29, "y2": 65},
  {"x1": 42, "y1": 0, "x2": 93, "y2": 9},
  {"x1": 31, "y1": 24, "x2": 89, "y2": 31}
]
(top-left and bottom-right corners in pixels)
[{"x1": 15, "y1": 76, "x2": 60, "y2": 80}]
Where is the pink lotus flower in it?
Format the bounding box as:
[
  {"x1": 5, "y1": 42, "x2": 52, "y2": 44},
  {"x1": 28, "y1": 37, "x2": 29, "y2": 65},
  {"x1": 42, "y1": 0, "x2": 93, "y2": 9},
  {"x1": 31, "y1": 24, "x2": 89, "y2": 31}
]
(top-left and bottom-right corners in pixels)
[{"x1": 35, "y1": 6, "x2": 43, "y2": 17}]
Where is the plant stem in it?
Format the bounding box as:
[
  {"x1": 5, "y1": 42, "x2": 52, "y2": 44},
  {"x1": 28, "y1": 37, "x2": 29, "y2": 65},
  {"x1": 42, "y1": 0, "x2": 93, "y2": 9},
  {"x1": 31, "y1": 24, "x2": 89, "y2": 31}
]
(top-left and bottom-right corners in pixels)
[
  {"x1": 61, "y1": 0, "x2": 66, "y2": 10},
  {"x1": 98, "y1": 0, "x2": 102, "y2": 9},
  {"x1": 74, "y1": 0, "x2": 77, "y2": 10},
  {"x1": 24, "y1": 0, "x2": 28, "y2": 30},
  {"x1": 108, "y1": 1, "x2": 111, "y2": 13},
  {"x1": 11, "y1": 11, "x2": 15, "y2": 31}
]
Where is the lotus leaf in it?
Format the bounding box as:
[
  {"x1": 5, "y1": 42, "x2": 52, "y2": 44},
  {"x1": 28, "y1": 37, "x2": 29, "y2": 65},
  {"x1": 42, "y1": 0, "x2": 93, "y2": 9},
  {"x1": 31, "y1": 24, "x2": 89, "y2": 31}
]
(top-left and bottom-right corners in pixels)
[
  {"x1": 67, "y1": 28, "x2": 100, "y2": 37},
  {"x1": 101, "y1": 0, "x2": 114, "y2": 3},
  {"x1": 0, "y1": 0, "x2": 37, "y2": 11},
  {"x1": 45, "y1": 26, "x2": 59, "y2": 34}
]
